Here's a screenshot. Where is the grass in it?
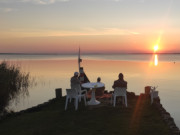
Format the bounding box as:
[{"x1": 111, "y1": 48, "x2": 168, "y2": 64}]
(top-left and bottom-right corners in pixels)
[{"x1": 0, "y1": 95, "x2": 171, "y2": 135}]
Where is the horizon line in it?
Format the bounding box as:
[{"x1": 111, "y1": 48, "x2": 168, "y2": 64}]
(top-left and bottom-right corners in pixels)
[{"x1": 1, "y1": 52, "x2": 180, "y2": 55}]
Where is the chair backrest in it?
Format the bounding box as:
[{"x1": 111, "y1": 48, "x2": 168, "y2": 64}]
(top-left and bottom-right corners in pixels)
[
  {"x1": 71, "y1": 85, "x2": 81, "y2": 95},
  {"x1": 66, "y1": 89, "x2": 78, "y2": 98},
  {"x1": 114, "y1": 87, "x2": 127, "y2": 96},
  {"x1": 150, "y1": 86, "x2": 158, "y2": 98},
  {"x1": 151, "y1": 91, "x2": 158, "y2": 98}
]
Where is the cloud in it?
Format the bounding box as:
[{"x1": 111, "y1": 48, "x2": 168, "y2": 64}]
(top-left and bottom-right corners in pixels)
[
  {"x1": 80, "y1": 27, "x2": 140, "y2": 36},
  {"x1": 0, "y1": 0, "x2": 148, "y2": 4},
  {"x1": 0, "y1": 8, "x2": 16, "y2": 13},
  {"x1": 0, "y1": 0, "x2": 69, "y2": 4},
  {"x1": 138, "y1": 0, "x2": 145, "y2": 3},
  {"x1": 112, "y1": 0, "x2": 124, "y2": 2},
  {"x1": 1, "y1": 27, "x2": 140, "y2": 38},
  {"x1": 30, "y1": 0, "x2": 69, "y2": 5},
  {"x1": 111, "y1": 0, "x2": 147, "y2": 2}
]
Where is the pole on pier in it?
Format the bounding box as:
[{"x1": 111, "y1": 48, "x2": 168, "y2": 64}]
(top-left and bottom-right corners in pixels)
[{"x1": 55, "y1": 88, "x2": 62, "y2": 98}]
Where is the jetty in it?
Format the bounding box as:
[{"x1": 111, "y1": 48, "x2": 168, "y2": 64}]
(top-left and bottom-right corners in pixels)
[{"x1": 0, "y1": 90, "x2": 179, "y2": 135}]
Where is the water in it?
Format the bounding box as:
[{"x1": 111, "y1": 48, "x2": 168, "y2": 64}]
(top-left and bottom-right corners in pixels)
[{"x1": 0, "y1": 54, "x2": 180, "y2": 127}]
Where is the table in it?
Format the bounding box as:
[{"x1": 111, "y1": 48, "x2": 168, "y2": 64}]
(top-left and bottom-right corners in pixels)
[{"x1": 82, "y1": 82, "x2": 105, "y2": 105}]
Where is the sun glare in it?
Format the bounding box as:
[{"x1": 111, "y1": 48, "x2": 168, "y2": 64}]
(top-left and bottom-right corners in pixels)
[{"x1": 154, "y1": 45, "x2": 158, "y2": 53}]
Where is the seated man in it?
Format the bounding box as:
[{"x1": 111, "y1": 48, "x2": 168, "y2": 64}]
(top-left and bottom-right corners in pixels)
[
  {"x1": 112, "y1": 73, "x2": 127, "y2": 89},
  {"x1": 95, "y1": 77, "x2": 105, "y2": 97}
]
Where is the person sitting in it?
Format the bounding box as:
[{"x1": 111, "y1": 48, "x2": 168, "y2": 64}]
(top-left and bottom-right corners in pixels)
[
  {"x1": 97, "y1": 77, "x2": 101, "y2": 82},
  {"x1": 70, "y1": 72, "x2": 81, "y2": 91},
  {"x1": 112, "y1": 73, "x2": 127, "y2": 104},
  {"x1": 95, "y1": 77, "x2": 105, "y2": 97},
  {"x1": 112, "y1": 73, "x2": 127, "y2": 89}
]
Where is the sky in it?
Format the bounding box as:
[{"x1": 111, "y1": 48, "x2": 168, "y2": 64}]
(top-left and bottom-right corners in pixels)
[{"x1": 0, "y1": 0, "x2": 180, "y2": 54}]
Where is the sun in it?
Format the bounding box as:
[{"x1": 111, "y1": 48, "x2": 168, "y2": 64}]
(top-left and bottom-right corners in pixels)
[{"x1": 154, "y1": 45, "x2": 158, "y2": 52}]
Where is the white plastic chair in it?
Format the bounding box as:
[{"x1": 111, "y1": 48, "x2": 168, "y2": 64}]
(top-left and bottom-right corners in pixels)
[
  {"x1": 72, "y1": 85, "x2": 87, "y2": 102},
  {"x1": 111, "y1": 87, "x2": 128, "y2": 107},
  {"x1": 150, "y1": 86, "x2": 159, "y2": 104},
  {"x1": 65, "y1": 88, "x2": 86, "y2": 110}
]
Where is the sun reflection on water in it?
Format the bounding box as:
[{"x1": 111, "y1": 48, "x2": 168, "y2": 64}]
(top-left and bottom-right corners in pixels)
[{"x1": 154, "y1": 54, "x2": 158, "y2": 66}]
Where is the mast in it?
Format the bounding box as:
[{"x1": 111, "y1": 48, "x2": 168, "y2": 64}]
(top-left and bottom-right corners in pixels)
[
  {"x1": 78, "y1": 47, "x2": 90, "y2": 83},
  {"x1": 78, "y1": 47, "x2": 82, "y2": 72}
]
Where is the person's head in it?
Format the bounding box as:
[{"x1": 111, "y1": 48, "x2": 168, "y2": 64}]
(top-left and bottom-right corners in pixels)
[
  {"x1": 74, "y1": 72, "x2": 79, "y2": 77},
  {"x1": 97, "y1": 77, "x2": 101, "y2": 82},
  {"x1": 118, "y1": 73, "x2": 124, "y2": 80}
]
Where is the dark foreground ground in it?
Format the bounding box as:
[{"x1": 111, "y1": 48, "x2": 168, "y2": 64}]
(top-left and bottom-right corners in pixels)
[{"x1": 0, "y1": 94, "x2": 171, "y2": 135}]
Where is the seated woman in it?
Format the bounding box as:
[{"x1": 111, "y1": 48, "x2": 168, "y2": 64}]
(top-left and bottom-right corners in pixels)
[
  {"x1": 112, "y1": 73, "x2": 127, "y2": 89},
  {"x1": 95, "y1": 77, "x2": 105, "y2": 97}
]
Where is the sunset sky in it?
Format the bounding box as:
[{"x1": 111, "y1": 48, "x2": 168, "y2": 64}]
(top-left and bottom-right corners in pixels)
[{"x1": 0, "y1": 0, "x2": 180, "y2": 54}]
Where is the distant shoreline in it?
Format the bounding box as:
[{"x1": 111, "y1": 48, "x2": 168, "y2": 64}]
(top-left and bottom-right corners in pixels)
[{"x1": 1, "y1": 53, "x2": 180, "y2": 55}]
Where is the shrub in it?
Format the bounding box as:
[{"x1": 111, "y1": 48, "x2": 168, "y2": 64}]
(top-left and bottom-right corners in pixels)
[{"x1": 0, "y1": 61, "x2": 30, "y2": 114}]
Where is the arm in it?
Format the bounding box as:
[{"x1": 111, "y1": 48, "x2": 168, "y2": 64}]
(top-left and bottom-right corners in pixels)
[{"x1": 112, "y1": 81, "x2": 116, "y2": 89}]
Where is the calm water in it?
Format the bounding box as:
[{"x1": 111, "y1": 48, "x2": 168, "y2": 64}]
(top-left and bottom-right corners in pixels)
[{"x1": 0, "y1": 54, "x2": 180, "y2": 127}]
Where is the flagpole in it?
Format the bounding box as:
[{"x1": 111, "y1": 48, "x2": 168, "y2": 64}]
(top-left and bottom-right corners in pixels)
[{"x1": 78, "y1": 47, "x2": 80, "y2": 72}]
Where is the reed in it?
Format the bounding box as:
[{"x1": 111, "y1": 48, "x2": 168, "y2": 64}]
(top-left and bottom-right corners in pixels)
[{"x1": 0, "y1": 61, "x2": 30, "y2": 114}]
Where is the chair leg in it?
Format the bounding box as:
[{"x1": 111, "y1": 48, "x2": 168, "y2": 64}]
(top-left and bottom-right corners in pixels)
[
  {"x1": 79, "y1": 96, "x2": 81, "y2": 102},
  {"x1": 125, "y1": 96, "x2": 128, "y2": 107},
  {"x1": 84, "y1": 95, "x2": 87, "y2": 106},
  {"x1": 85, "y1": 94, "x2": 87, "y2": 101},
  {"x1": 113, "y1": 96, "x2": 116, "y2": 107},
  {"x1": 74, "y1": 98, "x2": 76, "y2": 106},
  {"x1": 122, "y1": 96, "x2": 125, "y2": 105},
  {"x1": 75, "y1": 97, "x2": 78, "y2": 110},
  {"x1": 65, "y1": 96, "x2": 69, "y2": 110},
  {"x1": 151, "y1": 92, "x2": 154, "y2": 104},
  {"x1": 85, "y1": 91, "x2": 88, "y2": 99}
]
